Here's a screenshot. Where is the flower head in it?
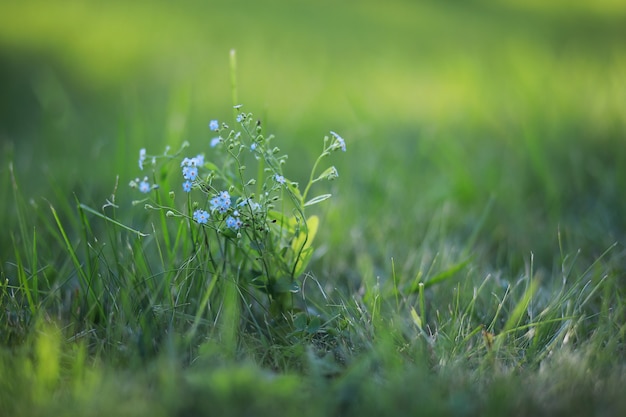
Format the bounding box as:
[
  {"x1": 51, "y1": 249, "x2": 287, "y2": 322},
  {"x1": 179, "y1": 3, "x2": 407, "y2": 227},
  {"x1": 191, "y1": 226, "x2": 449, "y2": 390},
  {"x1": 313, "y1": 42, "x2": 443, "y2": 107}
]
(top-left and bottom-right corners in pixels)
[
  {"x1": 182, "y1": 166, "x2": 198, "y2": 181},
  {"x1": 193, "y1": 209, "x2": 209, "y2": 224},
  {"x1": 330, "y1": 131, "x2": 346, "y2": 152},
  {"x1": 210, "y1": 191, "x2": 231, "y2": 214},
  {"x1": 238, "y1": 198, "x2": 261, "y2": 212},
  {"x1": 225, "y1": 215, "x2": 242, "y2": 230},
  {"x1": 182, "y1": 180, "x2": 192, "y2": 192},
  {"x1": 139, "y1": 148, "x2": 146, "y2": 170},
  {"x1": 139, "y1": 178, "x2": 151, "y2": 193},
  {"x1": 274, "y1": 174, "x2": 286, "y2": 185},
  {"x1": 209, "y1": 120, "x2": 219, "y2": 131},
  {"x1": 210, "y1": 137, "x2": 221, "y2": 147}
]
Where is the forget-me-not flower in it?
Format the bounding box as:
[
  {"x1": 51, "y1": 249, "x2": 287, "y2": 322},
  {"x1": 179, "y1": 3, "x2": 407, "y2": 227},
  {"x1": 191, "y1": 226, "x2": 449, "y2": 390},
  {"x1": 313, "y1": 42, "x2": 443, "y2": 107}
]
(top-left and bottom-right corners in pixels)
[
  {"x1": 225, "y1": 215, "x2": 242, "y2": 230},
  {"x1": 138, "y1": 178, "x2": 151, "y2": 193},
  {"x1": 210, "y1": 190, "x2": 231, "y2": 214},
  {"x1": 330, "y1": 131, "x2": 346, "y2": 152},
  {"x1": 193, "y1": 209, "x2": 209, "y2": 224},
  {"x1": 209, "y1": 120, "x2": 219, "y2": 131},
  {"x1": 238, "y1": 198, "x2": 261, "y2": 212},
  {"x1": 139, "y1": 148, "x2": 146, "y2": 170},
  {"x1": 182, "y1": 166, "x2": 198, "y2": 181}
]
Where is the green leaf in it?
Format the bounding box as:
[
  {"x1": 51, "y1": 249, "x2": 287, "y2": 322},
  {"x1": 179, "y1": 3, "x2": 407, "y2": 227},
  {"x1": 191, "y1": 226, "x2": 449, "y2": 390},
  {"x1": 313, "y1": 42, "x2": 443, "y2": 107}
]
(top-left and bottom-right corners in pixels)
[
  {"x1": 424, "y1": 257, "x2": 471, "y2": 288},
  {"x1": 79, "y1": 204, "x2": 148, "y2": 237},
  {"x1": 292, "y1": 246, "x2": 314, "y2": 278},
  {"x1": 304, "y1": 194, "x2": 332, "y2": 207},
  {"x1": 291, "y1": 215, "x2": 318, "y2": 253}
]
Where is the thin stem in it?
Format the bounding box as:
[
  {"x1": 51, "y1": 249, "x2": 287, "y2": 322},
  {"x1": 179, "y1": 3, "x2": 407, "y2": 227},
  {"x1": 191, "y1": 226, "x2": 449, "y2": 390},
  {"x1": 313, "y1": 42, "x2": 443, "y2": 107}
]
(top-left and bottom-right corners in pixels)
[
  {"x1": 229, "y1": 49, "x2": 238, "y2": 122},
  {"x1": 301, "y1": 152, "x2": 327, "y2": 204}
]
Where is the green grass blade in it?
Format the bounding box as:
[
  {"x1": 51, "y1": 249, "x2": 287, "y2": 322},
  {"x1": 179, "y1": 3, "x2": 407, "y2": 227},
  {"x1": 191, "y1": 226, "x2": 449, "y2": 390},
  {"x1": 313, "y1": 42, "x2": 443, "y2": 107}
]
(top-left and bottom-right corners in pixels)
[{"x1": 78, "y1": 203, "x2": 149, "y2": 237}]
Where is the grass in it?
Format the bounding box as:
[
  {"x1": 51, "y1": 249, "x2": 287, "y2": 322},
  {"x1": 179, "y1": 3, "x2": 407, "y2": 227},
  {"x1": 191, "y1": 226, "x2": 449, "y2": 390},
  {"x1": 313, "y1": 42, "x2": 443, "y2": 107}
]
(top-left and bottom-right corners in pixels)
[{"x1": 1, "y1": 0, "x2": 626, "y2": 416}]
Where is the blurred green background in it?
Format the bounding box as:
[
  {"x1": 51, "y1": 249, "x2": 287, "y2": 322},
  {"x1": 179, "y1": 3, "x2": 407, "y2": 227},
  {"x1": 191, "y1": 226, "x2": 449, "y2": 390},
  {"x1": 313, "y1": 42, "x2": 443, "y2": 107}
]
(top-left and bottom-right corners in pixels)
[{"x1": 1, "y1": 0, "x2": 625, "y2": 274}]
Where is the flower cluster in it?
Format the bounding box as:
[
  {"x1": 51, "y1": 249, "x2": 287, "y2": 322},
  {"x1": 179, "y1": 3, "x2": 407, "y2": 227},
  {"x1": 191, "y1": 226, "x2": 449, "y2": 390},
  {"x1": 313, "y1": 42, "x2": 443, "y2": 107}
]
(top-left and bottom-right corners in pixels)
[
  {"x1": 238, "y1": 198, "x2": 261, "y2": 213},
  {"x1": 330, "y1": 131, "x2": 346, "y2": 152},
  {"x1": 210, "y1": 191, "x2": 232, "y2": 214},
  {"x1": 130, "y1": 109, "x2": 346, "y2": 242},
  {"x1": 204, "y1": 190, "x2": 242, "y2": 230},
  {"x1": 181, "y1": 154, "x2": 204, "y2": 192},
  {"x1": 193, "y1": 209, "x2": 209, "y2": 224},
  {"x1": 225, "y1": 215, "x2": 243, "y2": 230},
  {"x1": 129, "y1": 176, "x2": 157, "y2": 193}
]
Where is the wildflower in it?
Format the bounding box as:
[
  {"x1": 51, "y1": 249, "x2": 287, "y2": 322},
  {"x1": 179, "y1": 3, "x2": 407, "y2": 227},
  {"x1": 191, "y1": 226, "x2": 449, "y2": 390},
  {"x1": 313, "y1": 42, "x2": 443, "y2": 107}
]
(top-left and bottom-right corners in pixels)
[
  {"x1": 330, "y1": 131, "x2": 346, "y2": 152},
  {"x1": 210, "y1": 137, "x2": 221, "y2": 147},
  {"x1": 219, "y1": 191, "x2": 231, "y2": 202},
  {"x1": 320, "y1": 166, "x2": 339, "y2": 181},
  {"x1": 181, "y1": 155, "x2": 203, "y2": 168},
  {"x1": 274, "y1": 174, "x2": 286, "y2": 185},
  {"x1": 250, "y1": 143, "x2": 257, "y2": 151},
  {"x1": 182, "y1": 166, "x2": 198, "y2": 181},
  {"x1": 209, "y1": 120, "x2": 219, "y2": 131},
  {"x1": 236, "y1": 114, "x2": 244, "y2": 123},
  {"x1": 182, "y1": 180, "x2": 192, "y2": 192},
  {"x1": 139, "y1": 178, "x2": 151, "y2": 193},
  {"x1": 193, "y1": 209, "x2": 209, "y2": 224},
  {"x1": 238, "y1": 198, "x2": 261, "y2": 212},
  {"x1": 210, "y1": 190, "x2": 231, "y2": 214},
  {"x1": 138, "y1": 148, "x2": 146, "y2": 170},
  {"x1": 225, "y1": 215, "x2": 242, "y2": 230}
]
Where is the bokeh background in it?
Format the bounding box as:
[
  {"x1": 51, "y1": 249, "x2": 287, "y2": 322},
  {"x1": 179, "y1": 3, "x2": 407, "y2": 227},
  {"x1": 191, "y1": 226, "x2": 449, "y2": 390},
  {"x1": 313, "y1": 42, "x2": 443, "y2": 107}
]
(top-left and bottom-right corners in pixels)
[{"x1": 2, "y1": 0, "x2": 625, "y2": 277}]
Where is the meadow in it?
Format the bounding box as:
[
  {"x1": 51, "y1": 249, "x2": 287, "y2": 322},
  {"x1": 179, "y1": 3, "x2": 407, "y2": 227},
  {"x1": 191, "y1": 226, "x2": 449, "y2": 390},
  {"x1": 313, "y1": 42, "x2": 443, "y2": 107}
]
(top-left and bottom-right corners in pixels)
[{"x1": 1, "y1": 1, "x2": 625, "y2": 416}]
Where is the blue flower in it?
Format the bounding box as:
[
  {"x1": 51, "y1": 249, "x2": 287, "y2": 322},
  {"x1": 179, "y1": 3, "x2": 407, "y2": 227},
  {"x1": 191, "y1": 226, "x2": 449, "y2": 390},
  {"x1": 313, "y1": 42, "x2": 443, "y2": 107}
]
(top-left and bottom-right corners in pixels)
[
  {"x1": 250, "y1": 143, "x2": 257, "y2": 151},
  {"x1": 236, "y1": 114, "x2": 244, "y2": 123},
  {"x1": 139, "y1": 148, "x2": 146, "y2": 170},
  {"x1": 182, "y1": 166, "x2": 198, "y2": 180},
  {"x1": 238, "y1": 198, "x2": 261, "y2": 212},
  {"x1": 210, "y1": 197, "x2": 223, "y2": 213},
  {"x1": 225, "y1": 216, "x2": 237, "y2": 229},
  {"x1": 274, "y1": 174, "x2": 286, "y2": 185},
  {"x1": 330, "y1": 131, "x2": 346, "y2": 152},
  {"x1": 226, "y1": 215, "x2": 243, "y2": 230},
  {"x1": 210, "y1": 137, "x2": 221, "y2": 147},
  {"x1": 209, "y1": 120, "x2": 219, "y2": 131},
  {"x1": 210, "y1": 191, "x2": 231, "y2": 214},
  {"x1": 139, "y1": 179, "x2": 151, "y2": 193},
  {"x1": 193, "y1": 209, "x2": 209, "y2": 224},
  {"x1": 219, "y1": 191, "x2": 231, "y2": 203},
  {"x1": 182, "y1": 180, "x2": 192, "y2": 192}
]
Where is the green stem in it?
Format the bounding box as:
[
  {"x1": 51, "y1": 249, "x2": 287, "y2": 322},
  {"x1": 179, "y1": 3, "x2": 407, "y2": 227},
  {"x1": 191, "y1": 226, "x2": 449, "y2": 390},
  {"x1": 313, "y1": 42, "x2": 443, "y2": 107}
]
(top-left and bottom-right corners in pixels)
[
  {"x1": 229, "y1": 49, "x2": 238, "y2": 122},
  {"x1": 301, "y1": 152, "x2": 326, "y2": 204}
]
